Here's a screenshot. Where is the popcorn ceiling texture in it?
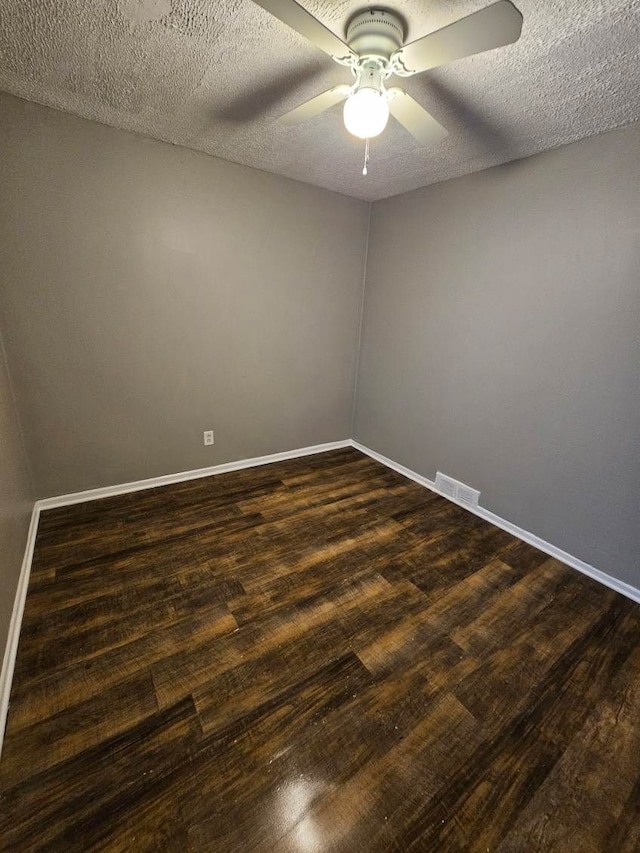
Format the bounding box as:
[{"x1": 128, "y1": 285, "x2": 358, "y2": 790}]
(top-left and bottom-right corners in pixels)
[{"x1": 0, "y1": 0, "x2": 639, "y2": 200}]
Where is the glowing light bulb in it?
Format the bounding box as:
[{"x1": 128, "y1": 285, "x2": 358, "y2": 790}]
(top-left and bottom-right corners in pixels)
[{"x1": 343, "y1": 88, "x2": 389, "y2": 140}]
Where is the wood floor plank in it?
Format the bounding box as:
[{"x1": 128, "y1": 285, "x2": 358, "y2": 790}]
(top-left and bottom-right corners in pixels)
[
  {"x1": 1, "y1": 447, "x2": 638, "y2": 852},
  {"x1": 0, "y1": 697, "x2": 201, "y2": 852},
  {"x1": 7, "y1": 604, "x2": 237, "y2": 731},
  {"x1": 0, "y1": 671, "x2": 158, "y2": 786},
  {"x1": 449, "y1": 556, "x2": 572, "y2": 653},
  {"x1": 496, "y1": 643, "x2": 640, "y2": 852},
  {"x1": 402, "y1": 598, "x2": 639, "y2": 851}
]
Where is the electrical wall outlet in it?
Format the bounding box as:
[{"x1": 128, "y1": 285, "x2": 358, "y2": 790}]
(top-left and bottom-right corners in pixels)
[{"x1": 203, "y1": 430, "x2": 214, "y2": 446}]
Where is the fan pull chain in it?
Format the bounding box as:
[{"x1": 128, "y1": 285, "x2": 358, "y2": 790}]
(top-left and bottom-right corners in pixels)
[{"x1": 363, "y1": 138, "x2": 370, "y2": 176}]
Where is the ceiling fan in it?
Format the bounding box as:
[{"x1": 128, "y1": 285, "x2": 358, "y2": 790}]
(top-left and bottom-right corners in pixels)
[{"x1": 251, "y1": 0, "x2": 523, "y2": 168}]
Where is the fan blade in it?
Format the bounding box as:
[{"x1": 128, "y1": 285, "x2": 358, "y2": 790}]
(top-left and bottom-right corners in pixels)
[
  {"x1": 392, "y1": 1, "x2": 523, "y2": 75},
  {"x1": 252, "y1": 0, "x2": 356, "y2": 62},
  {"x1": 387, "y1": 88, "x2": 448, "y2": 146},
  {"x1": 279, "y1": 85, "x2": 351, "y2": 125}
]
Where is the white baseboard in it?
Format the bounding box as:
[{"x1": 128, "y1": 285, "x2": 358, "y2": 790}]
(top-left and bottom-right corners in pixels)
[
  {"x1": 37, "y1": 440, "x2": 352, "y2": 510},
  {"x1": 0, "y1": 503, "x2": 41, "y2": 757},
  {"x1": 351, "y1": 440, "x2": 640, "y2": 605}
]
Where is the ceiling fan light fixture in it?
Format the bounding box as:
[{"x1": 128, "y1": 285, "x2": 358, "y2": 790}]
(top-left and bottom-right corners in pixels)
[
  {"x1": 264, "y1": 0, "x2": 523, "y2": 155},
  {"x1": 343, "y1": 88, "x2": 389, "y2": 139}
]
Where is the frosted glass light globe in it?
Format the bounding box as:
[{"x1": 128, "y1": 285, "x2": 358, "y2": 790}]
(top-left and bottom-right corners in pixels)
[{"x1": 343, "y1": 88, "x2": 389, "y2": 139}]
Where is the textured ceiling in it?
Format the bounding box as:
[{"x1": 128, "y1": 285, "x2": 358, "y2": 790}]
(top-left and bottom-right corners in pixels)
[{"x1": 1, "y1": 0, "x2": 639, "y2": 200}]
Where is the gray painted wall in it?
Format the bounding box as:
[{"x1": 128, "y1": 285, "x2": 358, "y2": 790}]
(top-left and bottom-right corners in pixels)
[
  {"x1": 0, "y1": 93, "x2": 369, "y2": 497},
  {"x1": 0, "y1": 334, "x2": 33, "y2": 655},
  {"x1": 1, "y1": 90, "x2": 637, "y2": 600},
  {"x1": 355, "y1": 122, "x2": 640, "y2": 586}
]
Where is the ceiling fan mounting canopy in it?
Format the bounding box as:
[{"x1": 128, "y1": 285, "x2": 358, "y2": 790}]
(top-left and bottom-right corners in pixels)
[{"x1": 345, "y1": 9, "x2": 405, "y2": 62}]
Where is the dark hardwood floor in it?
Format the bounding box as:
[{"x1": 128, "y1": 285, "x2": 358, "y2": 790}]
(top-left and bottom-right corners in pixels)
[{"x1": 1, "y1": 447, "x2": 639, "y2": 852}]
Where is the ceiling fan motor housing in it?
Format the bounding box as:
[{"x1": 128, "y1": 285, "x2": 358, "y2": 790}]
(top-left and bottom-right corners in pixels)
[{"x1": 346, "y1": 9, "x2": 405, "y2": 62}]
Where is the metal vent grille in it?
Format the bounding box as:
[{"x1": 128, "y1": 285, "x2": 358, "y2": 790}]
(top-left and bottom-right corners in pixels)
[
  {"x1": 434, "y1": 473, "x2": 456, "y2": 498},
  {"x1": 435, "y1": 472, "x2": 480, "y2": 508}
]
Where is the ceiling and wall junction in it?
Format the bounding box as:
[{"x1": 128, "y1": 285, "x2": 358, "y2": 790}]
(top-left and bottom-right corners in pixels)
[{"x1": 0, "y1": 0, "x2": 639, "y2": 200}]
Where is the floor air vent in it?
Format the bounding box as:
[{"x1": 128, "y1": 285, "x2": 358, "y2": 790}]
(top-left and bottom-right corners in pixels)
[{"x1": 435, "y1": 472, "x2": 480, "y2": 508}]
